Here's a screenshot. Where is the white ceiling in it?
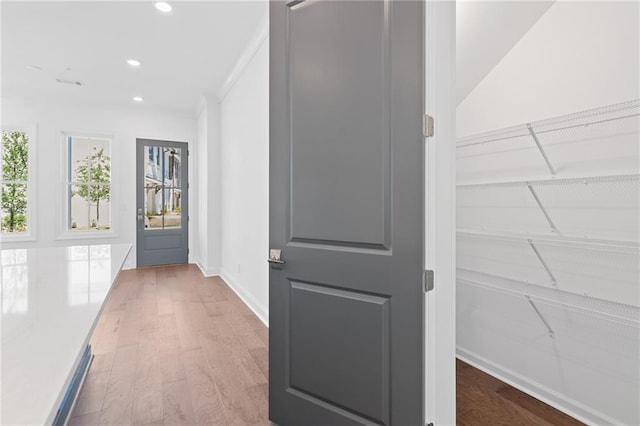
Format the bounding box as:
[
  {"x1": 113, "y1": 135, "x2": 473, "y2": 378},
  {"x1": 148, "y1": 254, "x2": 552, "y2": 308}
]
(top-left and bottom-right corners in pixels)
[
  {"x1": 457, "y1": 0, "x2": 555, "y2": 105},
  {"x1": 1, "y1": 1, "x2": 268, "y2": 115},
  {"x1": 4, "y1": 1, "x2": 554, "y2": 113}
]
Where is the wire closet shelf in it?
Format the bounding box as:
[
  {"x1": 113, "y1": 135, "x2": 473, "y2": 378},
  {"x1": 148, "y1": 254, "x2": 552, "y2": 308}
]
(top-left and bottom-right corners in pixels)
[
  {"x1": 456, "y1": 99, "x2": 640, "y2": 149},
  {"x1": 455, "y1": 99, "x2": 640, "y2": 334}
]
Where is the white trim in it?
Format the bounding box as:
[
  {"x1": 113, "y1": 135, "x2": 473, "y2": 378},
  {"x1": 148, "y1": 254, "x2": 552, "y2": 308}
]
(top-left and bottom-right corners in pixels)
[
  {"x1": 193, "y1": 95, "x2": 207, "y2": 118},
  {"x1": 0, "y1": 125, "x2": 37, "y2": 243},
  {"x1": 424, "y1": 1, "x2": 457, "y2": 425},
  {"x1": 219, "y1": 268, "x2": 269, "y2": 328},
  {"x1": 216, "y1": 16, "x2": 268, "y2": 102},
  {"x1": 55, "y1": 231, "x2": 119, "y2": 241},
  {"x1": 193, "y1": 259, "x2": 219, "y2": 278},
  {"x1": 456, "y1": 348, "x2": 616, "y2": 426}
]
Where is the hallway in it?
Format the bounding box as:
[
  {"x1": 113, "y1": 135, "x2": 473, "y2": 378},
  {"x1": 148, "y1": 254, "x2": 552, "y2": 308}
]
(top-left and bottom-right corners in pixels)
[{"x1": 69, "y1": 264, "x2": 268, "y2": 425}]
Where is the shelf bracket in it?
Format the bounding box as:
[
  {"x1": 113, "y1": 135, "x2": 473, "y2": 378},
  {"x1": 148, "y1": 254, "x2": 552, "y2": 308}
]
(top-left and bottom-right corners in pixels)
[
  {"x1": 528, "y1": 241, "x2": 558, "y2": 288},
  {"x1": 525, "y1": 296, "x2": 555, "y2": 338},
  {"x1": 527, "y1": 184, "x2": 559, "y2": 234},
  {"x1": 527, "y1": 124, "x2": 556, "y2": 175}
]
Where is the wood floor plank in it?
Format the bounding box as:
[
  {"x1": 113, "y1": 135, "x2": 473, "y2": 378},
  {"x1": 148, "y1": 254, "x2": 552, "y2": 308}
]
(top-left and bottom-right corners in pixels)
[
  {"x1": 111, "y1": 344, "x2": 138, "y2": 376},
  {"x1": 69, "y1": 410, "x2": 101, "y2": 426},
  {"x1": 134, "y1": 330, "x2": 161, "y2": 391},
  {"x1": 199, "y1": 330, "x2": 263, "y2": 425},
  {"x1": 182, "y1": 348, "x2": 230, "y2": 425},
  {"x1": 71, "y1": 370, "x2": 110, "y2": 416},
  {"x1": 117, "y1": 299, "x2": 142, "y2": 349},
  {"x1": 159, "y1": 349, "x2": 187, "y2": 384},
  {"x1": 249, "y1": 347, "x2": 269, "y2": 380},
  {"x1": 187, "y1": 300, "x2": 215, "y2": 332},
  {"x1": 92, "y1": 311, "x2": 124, "y2": 355},
  {"x1": 172, "y1": 301, "x2": 201, "y2": 351},
  {"x1": 158, "y1": 313, "x2": 181, "y2": 354},
  {"x1": 89, "y1": 351, "x2": 115, "y2": 374},
  {"x1": 227, "y1": 313, "x2": 266, "y2": 351},
  {"x1": 497, "y1": 385, "x2": 584, "y2": 426},
  {"x1": 162, "y1": 379, "x2": 196, "y2": 425},
  {"x1": 132, "y1": 389, "x2": 163, "y2": 425},
  {"x1": 98, "y1": 369, "x2": 135, "y2": 425}
]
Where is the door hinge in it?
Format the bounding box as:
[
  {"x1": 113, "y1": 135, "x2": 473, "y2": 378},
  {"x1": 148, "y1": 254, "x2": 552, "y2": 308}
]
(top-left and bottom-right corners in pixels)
[
  {"x1": 423, "y1": 114, "x2": 435, "y2": 138},
  {"x1": 424, "y1": 270, "x2": 434, "y2": 292}
]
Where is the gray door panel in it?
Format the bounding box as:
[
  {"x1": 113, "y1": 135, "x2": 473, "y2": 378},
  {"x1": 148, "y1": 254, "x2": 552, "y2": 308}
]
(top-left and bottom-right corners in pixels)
[
  {"x1": 269, "y1": 1, "x2": 424, "y2": 425},
  {"x1": 136, "y1": 139, "x2": 189, "y2": 267}
]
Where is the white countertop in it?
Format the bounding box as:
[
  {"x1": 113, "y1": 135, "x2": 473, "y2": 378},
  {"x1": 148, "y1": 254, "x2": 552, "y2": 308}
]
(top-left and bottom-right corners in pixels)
[{"x1": 1, "y1": 244, "x2": 131, "y2": 425}]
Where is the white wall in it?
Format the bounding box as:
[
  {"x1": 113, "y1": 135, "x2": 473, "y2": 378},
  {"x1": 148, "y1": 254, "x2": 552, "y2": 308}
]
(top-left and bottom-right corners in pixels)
[
  {"x1": 218, "y1": 38, "x2": 269, "y2": 325},
  {"x1": 457, "y1": 1, "x2": 639, "y2": 137},
  {"x1": 456, "y1": 2, "x2": 639, "y2": 424},
  {"x1": 194, "y1": 96, "x2": 221, "y2": 276},
  {"x1": 1, "y1": 96, "x2": 197, "y2": 269}
]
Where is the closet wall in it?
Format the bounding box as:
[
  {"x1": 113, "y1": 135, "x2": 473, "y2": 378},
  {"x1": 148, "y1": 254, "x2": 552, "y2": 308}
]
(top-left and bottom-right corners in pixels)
[{"x1": 456, "y1": 2, "x2": 639, "y2": 425}]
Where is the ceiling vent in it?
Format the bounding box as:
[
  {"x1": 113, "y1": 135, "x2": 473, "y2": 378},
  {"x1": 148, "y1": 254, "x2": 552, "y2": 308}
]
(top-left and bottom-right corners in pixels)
[{"x1": 56, "y1": 78, "x2": 83, "y2": 87}]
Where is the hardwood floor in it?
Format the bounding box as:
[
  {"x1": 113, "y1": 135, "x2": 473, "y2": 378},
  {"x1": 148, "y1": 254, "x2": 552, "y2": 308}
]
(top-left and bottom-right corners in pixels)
[
  {"x1": 456, "y1": 359, "x2": 584, "y2": 426},
  {"x1": 71, "y1": 264, "x2": 582, "y2": 425},
  {"x1": 70, "y1": 264, "x2": 268, "y2": 426}
]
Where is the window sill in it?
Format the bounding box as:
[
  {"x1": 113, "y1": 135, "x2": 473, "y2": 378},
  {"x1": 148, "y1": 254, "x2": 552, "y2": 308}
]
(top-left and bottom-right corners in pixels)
[
  {"x1": 0, "y1": 233, "x2": 37, "y2": 244},
  {"x1": 56, "y1": 231, "x2": 119, "y2": 241}
]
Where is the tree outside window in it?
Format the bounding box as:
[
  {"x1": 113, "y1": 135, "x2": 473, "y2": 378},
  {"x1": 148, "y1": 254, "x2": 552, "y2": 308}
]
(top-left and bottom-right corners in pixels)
[{"x1": 1, "y1": 131, "x2": 29, "y2": 234}]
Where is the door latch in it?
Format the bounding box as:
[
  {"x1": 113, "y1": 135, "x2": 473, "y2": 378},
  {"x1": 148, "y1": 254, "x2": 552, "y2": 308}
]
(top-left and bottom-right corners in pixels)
[
  {"x1": 268, "y1": 249, "x2": 285, "y2": 265},
  {"x1": 423, "y1": 114, "x2": 435, "y2": 138},
  {"x1": 424, "y1": 270, "x2": 434, "y2": 292}
]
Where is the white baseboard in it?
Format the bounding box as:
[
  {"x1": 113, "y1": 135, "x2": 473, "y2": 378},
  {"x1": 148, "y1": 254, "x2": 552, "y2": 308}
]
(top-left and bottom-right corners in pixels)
[
  {"x1": 219, "y1": 268, "x2": 269, "y2": 328},
  {"x1": 194, "y1": 259, "x2": 219, "y2": 277},
  {"x1": 456, "y1": 347, "x2": 617, "y2": 426}
]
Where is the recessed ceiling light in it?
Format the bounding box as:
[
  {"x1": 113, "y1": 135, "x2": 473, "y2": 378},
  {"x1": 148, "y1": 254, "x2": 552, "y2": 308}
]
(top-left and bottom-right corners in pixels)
[
  {"x1": 133, "y1": 96, "x2": 144, "y2": 102},
  {"x1": 127, "y1": 59, "x2": 141, "y2": 67},
  {"x1": 154, "y1": 2, "x2": 172, "y2": 13}
]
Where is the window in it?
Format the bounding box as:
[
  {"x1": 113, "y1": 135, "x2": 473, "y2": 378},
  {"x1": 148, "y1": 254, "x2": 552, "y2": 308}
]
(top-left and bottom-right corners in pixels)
[
  {"x1": 1, "y1": 129, "x2": 33, "y2": 239},
  {"x1": 66, "y1": 135, "x2": 112, "y2": 232}
]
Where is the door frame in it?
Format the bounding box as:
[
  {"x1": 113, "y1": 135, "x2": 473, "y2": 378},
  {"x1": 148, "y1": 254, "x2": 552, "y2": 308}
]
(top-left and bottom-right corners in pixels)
[{"x1": 424, "y1": 1, "x2": 456, "y2": 425}]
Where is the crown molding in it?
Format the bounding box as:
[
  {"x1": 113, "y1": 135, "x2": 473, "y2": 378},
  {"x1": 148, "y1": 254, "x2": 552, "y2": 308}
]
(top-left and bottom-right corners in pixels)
[{"x1": 216, "y1": 17, "x2": 268, "y2": 102}]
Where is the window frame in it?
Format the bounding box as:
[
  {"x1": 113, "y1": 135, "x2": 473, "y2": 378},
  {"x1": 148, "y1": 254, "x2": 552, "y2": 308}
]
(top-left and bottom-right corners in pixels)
[
  {"x1": 0, "y1": 125, "x2": 37, "y2": 243},
  {"x1": 59, "y1": 131, "x2": 118, "y2": 240}
]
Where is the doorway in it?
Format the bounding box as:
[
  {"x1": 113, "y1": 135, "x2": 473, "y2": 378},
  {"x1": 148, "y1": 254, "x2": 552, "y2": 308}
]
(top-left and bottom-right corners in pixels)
[{"x1": 136, "y1": 139, "x2": 189, "y2": 267}]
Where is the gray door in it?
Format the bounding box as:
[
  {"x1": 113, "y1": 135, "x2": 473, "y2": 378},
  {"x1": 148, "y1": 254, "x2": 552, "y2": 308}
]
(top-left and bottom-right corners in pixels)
[
  {"x1": 136, "y1": 139, "x2": 188, "y2": 267},
  {"x1": 269, "y1": 1, "x2": 424, "y2": 425}
]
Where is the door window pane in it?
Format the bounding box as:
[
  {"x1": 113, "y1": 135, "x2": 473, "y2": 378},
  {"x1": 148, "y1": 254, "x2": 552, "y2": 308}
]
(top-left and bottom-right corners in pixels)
[{"x1": 144, "y1": 146, "x2": 182, "y2": 230}]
